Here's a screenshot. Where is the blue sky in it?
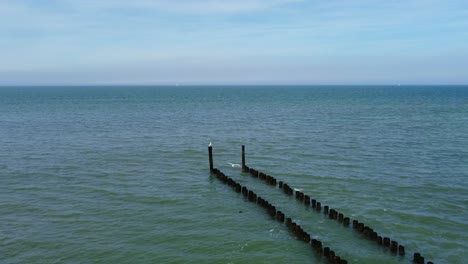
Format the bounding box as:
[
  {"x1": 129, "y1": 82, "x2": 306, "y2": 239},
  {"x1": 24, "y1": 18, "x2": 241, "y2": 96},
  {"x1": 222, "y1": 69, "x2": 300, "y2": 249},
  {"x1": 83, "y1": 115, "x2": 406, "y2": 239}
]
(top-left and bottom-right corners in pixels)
[{"x1": 1, "y1": 0, "x2": 467, "y2": 85}]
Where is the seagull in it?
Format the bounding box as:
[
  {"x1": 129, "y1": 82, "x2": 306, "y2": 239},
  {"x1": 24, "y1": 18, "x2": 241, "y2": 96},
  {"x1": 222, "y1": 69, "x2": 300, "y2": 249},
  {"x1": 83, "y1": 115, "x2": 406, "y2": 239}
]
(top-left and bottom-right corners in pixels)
[
  {"x1": 228, "y1": 162, "x2": 241, "y2": 168},
  {"x1": 209, "y1": 142, "x2": 212, "y2": 147}
]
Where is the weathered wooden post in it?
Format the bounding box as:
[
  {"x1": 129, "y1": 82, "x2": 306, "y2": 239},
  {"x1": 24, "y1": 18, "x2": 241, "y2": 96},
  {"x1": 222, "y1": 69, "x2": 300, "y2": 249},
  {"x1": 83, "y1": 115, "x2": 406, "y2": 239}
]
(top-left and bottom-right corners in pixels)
[
  {"x1": 376, "y1": 236, "x2": 383, "y2": 245},
  {"x1": 208, "y1": 143, "x2": 214, "y2": 173},
  {"x1": 343, "y1": 217, "x2": 350, "y2": 227},
  {"x1": 304, "y1": 195, "x2": 310, "y2": 206},
  {"x1": 390, "y1": 241, "x2": 398, "y2": 253},
  {"x1": 383, "y1": 237, "x2": 390, "y2": 247},
  {"x1": 242, "y1": 145, "x2": 247, "y2": 172},
  {"x1": 413, "y1": 253, "x2": 422, "y2": 263},
  {"x1": 398, "y1": 245, "x2": 405, "y2": 256}
]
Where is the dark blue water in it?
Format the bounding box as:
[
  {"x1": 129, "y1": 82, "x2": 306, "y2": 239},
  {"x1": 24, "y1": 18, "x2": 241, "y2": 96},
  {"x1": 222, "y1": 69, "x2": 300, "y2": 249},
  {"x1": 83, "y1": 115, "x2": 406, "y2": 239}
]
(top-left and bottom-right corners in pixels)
[{"x1": 1, "y1": 86, "x2": 467, "y2": 263}]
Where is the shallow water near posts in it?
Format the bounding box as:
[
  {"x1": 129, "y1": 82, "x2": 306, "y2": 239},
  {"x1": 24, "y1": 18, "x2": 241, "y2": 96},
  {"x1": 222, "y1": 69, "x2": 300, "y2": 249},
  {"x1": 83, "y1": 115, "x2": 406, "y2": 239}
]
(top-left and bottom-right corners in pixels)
[{"x1": 1, "y1": 85, "x2": 467, "y2": 263}]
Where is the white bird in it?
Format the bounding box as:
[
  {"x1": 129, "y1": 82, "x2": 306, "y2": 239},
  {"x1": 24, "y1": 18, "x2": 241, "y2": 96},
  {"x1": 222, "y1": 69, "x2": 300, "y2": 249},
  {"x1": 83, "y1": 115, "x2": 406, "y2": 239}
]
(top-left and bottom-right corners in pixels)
[
  {"x1": 228, "y1": 162, "x2": 241, "y2": 168},
  {"x1": 209, "y1": 142, "x2": 212, "y2": 147}
]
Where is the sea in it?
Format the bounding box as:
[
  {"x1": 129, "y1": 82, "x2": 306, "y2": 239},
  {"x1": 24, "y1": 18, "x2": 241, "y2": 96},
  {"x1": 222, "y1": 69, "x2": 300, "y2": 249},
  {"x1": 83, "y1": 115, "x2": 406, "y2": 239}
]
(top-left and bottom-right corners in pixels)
[{"x1": 0, "y1": 85, "x2": 467, "y2": 264}]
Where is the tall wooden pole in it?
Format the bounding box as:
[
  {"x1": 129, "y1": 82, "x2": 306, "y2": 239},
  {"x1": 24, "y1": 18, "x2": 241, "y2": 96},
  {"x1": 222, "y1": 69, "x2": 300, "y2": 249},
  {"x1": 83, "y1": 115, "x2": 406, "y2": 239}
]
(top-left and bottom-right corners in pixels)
[
  {"x1": 208, "y1": 145, "x2": 213, "y2": 173},
  {"x1": 242, "y1": 145, "x2": 246, "y2": 172}
]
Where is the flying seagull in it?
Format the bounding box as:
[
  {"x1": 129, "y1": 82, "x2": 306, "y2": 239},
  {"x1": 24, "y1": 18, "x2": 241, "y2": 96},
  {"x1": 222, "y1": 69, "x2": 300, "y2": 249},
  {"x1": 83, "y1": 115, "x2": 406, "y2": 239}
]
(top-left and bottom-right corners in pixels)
[{"x1": 228, "y1": 162, "x2": 241, "y2": 168}]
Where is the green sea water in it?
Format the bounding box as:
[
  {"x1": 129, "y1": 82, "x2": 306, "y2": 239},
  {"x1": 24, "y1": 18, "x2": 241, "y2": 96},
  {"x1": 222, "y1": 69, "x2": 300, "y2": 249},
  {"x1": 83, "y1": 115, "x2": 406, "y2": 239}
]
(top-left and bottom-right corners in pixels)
[{"x1": 0, "y1": 86, "x2": 467, "y2": 263}]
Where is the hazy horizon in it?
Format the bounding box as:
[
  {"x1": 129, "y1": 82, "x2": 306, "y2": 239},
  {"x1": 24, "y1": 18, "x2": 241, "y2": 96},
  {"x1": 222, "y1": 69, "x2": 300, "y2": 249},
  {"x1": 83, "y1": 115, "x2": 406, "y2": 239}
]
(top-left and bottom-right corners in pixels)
[{"x1": 2, "y1": 84, "x2": 468, "y2": 88}]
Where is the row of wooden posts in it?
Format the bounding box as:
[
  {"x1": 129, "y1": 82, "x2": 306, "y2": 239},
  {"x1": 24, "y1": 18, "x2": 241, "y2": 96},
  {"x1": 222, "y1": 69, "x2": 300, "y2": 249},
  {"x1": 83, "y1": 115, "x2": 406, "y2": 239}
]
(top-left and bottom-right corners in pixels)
[
  {"x1": 211, "y1": 167, "x2": 348, "y2": 264},
  {"x1": 208, "y1": 145, "x2": 433, "y2": 264}
]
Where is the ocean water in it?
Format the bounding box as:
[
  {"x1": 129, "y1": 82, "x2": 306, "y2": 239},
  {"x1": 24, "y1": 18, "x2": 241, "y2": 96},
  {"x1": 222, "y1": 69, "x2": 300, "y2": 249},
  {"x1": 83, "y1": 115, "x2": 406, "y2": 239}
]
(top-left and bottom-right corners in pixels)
[{"x1": 0, "y1": 85, "x2": 467, "y2": 264}]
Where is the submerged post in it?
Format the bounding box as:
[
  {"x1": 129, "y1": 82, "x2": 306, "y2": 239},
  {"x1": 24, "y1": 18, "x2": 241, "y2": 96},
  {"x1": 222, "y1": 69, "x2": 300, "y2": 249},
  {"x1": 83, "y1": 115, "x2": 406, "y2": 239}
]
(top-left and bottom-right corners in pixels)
[
  {"x1": 242, "y1": 145, "x2": 247, "y2": 172},
  {"x1": 208, "y1": 143, "x2": 213, "y2": 173}
]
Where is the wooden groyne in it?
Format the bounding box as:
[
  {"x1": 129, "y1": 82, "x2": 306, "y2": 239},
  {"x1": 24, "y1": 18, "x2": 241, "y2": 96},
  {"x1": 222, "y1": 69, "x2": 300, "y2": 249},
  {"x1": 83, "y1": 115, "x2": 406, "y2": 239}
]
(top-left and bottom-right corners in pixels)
[
  {"x1": 208, "y1": 144, "x2": 435, "y2": 264},
  {"x1": 210, "y1": 166, "x2": 348, "y2": 263},
  {"x1": 246, "y1": 164, "x2": 409, "y2": 252}
]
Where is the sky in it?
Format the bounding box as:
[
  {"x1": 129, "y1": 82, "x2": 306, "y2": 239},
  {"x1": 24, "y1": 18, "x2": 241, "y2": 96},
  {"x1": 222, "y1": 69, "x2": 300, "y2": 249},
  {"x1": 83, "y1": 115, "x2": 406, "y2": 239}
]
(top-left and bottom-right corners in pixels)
[{"x1": 0, "y1": 0, "x2": 467, "y2": 85}]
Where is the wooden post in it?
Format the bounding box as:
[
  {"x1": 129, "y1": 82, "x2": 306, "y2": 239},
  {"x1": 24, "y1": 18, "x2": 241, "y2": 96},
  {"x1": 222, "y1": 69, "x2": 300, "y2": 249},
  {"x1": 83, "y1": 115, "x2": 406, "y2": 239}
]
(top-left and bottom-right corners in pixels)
[
  {"x1": 390, "y1": 241, "x2": 398, "y2": 253},
  {"x1": 242, "y1": 145, "x2": 247, "y2": 172},
  {"x1": 343, "y1": 217, "x2": 350, "y2": 227},
  {"x1": 338, "y1": 213, "x2": 344, "y2": 222},
  {"x1": 383, "y1": 237, "x2": 390, "y2": 247},
  {"x1": 398, "y1": 245, "x2": 405, "y2": 256},
  {"x1": 376, "y1": 236, "x2": 382, "y2": 245},
  {"x1": 316, "y1": 202, "x2": 322, "y2": 211},
  {"x1": 208, "y1": 145, "x2": 214, "y2": 173}
]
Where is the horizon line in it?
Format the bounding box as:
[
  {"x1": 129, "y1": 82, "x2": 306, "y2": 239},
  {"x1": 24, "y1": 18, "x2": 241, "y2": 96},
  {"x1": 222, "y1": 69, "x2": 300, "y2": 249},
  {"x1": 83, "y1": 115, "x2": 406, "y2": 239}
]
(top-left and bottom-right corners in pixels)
[{"x1": 1, "y1": 83, "x2": 468, "y2": 87}]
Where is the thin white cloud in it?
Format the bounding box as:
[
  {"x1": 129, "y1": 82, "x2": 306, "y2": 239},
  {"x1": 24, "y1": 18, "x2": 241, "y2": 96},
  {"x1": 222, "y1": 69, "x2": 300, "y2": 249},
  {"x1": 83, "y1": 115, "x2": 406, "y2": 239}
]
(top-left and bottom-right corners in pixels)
[{"x1": 65, "y1": 0, "x2": 301, "y2": 14}]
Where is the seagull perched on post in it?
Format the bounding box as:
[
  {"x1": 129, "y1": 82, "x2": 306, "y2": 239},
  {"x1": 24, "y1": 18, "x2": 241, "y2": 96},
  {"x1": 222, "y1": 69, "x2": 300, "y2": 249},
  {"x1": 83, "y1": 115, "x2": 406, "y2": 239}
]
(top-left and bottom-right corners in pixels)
[{"x1": 209, "y1": 142, "x2": 212, "y2": 147}]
